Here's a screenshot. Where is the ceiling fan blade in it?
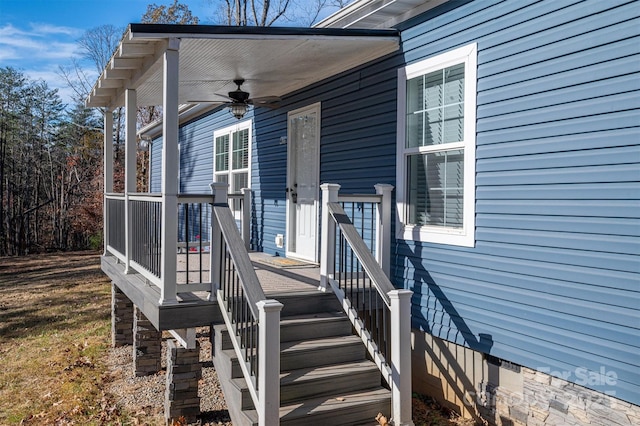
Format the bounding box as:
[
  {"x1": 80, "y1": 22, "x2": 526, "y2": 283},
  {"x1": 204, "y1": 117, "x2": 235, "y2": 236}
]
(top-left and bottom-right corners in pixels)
[
  {"x1": 249, "y1": 96, "x2": 281, "y2": 108},
  {"x1": 185, "y1": 100, "x2": 228, "y2": 105},
  {"x1": 213, "y1": 93, "x2": 235, "y2": 102}
]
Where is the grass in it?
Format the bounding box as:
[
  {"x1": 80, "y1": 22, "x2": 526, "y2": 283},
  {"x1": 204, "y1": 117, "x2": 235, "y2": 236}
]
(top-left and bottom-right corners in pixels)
[
  {"x1": 0, "y1": 251, "x2": 126, "y2": 424},
  {"x1": 0, "y1": 251, "x2": 476, "y2": 426}
]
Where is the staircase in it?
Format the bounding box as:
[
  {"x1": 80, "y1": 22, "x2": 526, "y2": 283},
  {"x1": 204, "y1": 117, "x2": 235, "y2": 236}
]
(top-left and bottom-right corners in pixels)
[{"x1": 212, "y1": 290, "x2": 392, "y2": 425}]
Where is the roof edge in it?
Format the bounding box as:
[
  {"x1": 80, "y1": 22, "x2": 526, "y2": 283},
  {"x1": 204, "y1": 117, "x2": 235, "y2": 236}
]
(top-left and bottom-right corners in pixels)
[{"x1": 128, "y1": 23, "x2": 399, "y2": 38}]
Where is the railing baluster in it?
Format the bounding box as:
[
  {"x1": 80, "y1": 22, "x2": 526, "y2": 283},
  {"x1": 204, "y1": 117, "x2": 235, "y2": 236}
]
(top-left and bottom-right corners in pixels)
[
  {"x1": 199, "y1": 204, "x2": 203, "y2": 283},
  {"x1": 185, "y1": 203, "x2": 189, "y2": 283}
]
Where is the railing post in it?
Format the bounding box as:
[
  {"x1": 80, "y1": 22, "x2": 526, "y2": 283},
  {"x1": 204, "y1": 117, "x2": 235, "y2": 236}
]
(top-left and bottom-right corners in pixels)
[
  {"x1": 159, "y1": 38, "x2": 180, "y2": 305},
  {"x1": 320, "y1": 183, "x2": 341, "y2": 291},
  {"x1": 103, "y1": 109, "x2": 114, "y2": 256},
  {"x1": 124, "y1": 89, "x2": 137, "y2": 274},
  {"x1": 374, "y1": 184, "x2": 393, "y2": 278},
  {"x1": 257, "y1": 299, "x2": 283, "y2": 426},
  {"x1": 389, "y1": 289, "x2": 414, "y2": 426},
  {"x1": 241, "y1": 188, "x2": 252, "y2": 251},
  {"x1": 210, "y1": 182, "x2": 228, "y2": 297}
]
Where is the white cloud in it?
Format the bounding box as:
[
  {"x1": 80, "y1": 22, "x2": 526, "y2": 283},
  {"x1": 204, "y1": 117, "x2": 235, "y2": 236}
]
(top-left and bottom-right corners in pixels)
[
  {"x1": 0, "y1": 22, "x2": 96, "y2": 107},
  {"x1": 0, "y1": 23, "x2": 82, "y2": 61},
  {"x1": 31, "y1": 23, "x2": 80, "y2": 37},
  {"x1": 26, "y1": 69, "x2": 81, "y2": 106}
]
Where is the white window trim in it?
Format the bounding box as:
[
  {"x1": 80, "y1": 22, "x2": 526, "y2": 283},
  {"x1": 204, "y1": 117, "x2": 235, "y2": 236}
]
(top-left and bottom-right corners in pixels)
[
  {"x1": 213, "y1": 119, "x2": 253, "y2": 193},
  {"x1": 396, "y1": 43, "x2": 477, "y2": 247}
]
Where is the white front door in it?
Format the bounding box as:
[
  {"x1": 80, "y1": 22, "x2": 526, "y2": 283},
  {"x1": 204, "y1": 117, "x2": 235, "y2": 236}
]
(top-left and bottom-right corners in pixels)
[{"x1": 286, "y1": 103, "x2": 321, "y2": 262}]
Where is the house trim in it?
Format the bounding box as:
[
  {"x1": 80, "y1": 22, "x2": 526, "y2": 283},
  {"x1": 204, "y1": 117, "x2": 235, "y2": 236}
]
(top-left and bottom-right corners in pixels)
[{"x1": 396, "y1": 42, "x2": 477, "y2": 247}]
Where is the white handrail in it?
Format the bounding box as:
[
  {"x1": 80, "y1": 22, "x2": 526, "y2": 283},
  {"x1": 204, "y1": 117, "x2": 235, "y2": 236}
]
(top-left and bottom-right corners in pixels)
[
  {"x1": 210, "y1": 182, "x2": 281, "y2": 426},
  {"x1": 321, "y1": 183, "x2": 414, "y2": 426}
]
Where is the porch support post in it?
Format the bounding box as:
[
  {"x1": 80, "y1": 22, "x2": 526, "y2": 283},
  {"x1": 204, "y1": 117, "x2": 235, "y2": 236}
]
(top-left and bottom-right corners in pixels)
[
  {"x1": 103, "y1": 110, "x2": 114, "y2": 256},
  {"x1": 375, "y1": 184, "x2": 393, "y2": 278},
  {"x1": 210, "y1": 182, "x2": 228, "y2": 296},
  {"x1": 241, "y1": 188, "x2": 252, "y2": 250},
  {"x1": 111, "y1": 283, "x2": 133, "y2": 347},
  {"x1": 320, "y1": 183, "x2": 340, "y2": 291},
  {"x1": 133, "y1": 306, "x2": 162, "y2": 376},
  {"x1": 257, "y1": 299, "x2": 283, "y2": 426},
  {"x1": 160, "y1": 38, "x2": 180, "y2": 305},
  {"x1": 389, "y1": 289, "x2": 414, "y2": 426},
  {"x1": 124, "y1": 90, "x2": 137, "y2": 273},
  {"x1": 165, "y1": 339, "x2": 202, "y2": 423}
]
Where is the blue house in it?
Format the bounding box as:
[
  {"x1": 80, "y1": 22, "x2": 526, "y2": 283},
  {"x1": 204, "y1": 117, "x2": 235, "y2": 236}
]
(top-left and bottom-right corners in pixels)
[{"x1": 88, "y1": 0, "x2": 640, "y2": 424}]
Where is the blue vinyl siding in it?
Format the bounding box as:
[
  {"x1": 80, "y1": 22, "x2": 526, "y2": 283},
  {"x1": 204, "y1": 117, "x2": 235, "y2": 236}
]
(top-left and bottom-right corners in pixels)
[
  {"x1": 150, "y1": 136, "x2": 162, "y2": 193},
  {"x1": 150, "y1": 0, "x2": 639, "y2": 405},
  {"x1": 251, "y1": 110, "x2": 288, "y2": 256},
  {"x1": 394, "y1": 0, "x2": 640, "y2": 404}
]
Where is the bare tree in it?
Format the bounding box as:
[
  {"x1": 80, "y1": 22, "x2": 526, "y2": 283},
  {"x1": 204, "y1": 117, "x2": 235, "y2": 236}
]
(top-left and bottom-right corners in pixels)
[
  {"x1": 209, "y1": 0, "x2": 342, "y2": 27},
  {"x1": 213, "y1": 0, "x2": 291, "y2": 26}
]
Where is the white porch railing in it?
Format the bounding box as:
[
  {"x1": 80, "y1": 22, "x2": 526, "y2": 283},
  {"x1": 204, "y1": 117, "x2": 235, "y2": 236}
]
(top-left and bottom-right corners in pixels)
[
  {"x1": 103, "y1": 189, "x2": 252, "y2": 304},
  {"x1": 211, "y1": 183, "x2": 282, "y2": 426},
  {"x1": 320, "y1": 183, "x2": 414, "y2": 426}
]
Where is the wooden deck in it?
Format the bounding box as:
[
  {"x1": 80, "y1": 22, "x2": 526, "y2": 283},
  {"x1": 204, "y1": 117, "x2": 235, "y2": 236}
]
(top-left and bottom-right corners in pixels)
[{"x1": 101, "y1": 252, "x2": 321, "y2": 330}]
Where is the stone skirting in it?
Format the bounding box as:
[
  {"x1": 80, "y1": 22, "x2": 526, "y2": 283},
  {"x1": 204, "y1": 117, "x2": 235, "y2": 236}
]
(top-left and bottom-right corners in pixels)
[
  {"x1": 133, "y1": 306, "x2": 162, "y2": 376},
  {"x1": 411, "y1": 330, "x2": 640, "y2": 426},
  {"x1": 489, "y1": 367, "x2": 640, "y2": 426},
  {"x1": 164, "y1": 339, "x2": 202, "y2": 424},
  {"x1": 111, "y1": 283, "x2": 133, "y2": 347}
]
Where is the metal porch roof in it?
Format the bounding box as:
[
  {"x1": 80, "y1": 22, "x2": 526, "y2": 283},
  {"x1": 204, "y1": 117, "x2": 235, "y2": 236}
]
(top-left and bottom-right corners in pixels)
[{"x1": 85, "y1": 24, "x2": 399, "y2": 109}]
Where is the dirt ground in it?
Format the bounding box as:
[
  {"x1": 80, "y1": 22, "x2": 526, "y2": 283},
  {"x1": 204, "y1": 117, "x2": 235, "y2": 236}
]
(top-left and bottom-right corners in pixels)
[{"x1": 0, "y1": 251, "x2": 476, "y2": 425}]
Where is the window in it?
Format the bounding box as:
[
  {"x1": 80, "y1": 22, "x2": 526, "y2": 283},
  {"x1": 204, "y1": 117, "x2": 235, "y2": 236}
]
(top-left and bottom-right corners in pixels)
[
  {"x1": 214, "y1": 121, "x2": 251, "y2": 213},
  {"x1": 396, "y1": 43, "x2": 477, "y2": 247}
]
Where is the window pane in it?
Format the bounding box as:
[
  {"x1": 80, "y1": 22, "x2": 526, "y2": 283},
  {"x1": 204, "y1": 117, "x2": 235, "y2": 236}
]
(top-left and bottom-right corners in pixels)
[
  {"x1": 425, "y1": 107, "x2": 443, "y2": 146},
  {"x1": 215, "y1": 135, "x2": 229, "y2": 171},
  {"x1": 406, "y1": 149, "x2": 464, "y2": 228},
  {"x1": 406, "y1": 64, "x2": 465, "y2": 148},
  {"x1": 233, "y1": 172, "x2": 248, "y2": 192},
  {"x1": 443, "y1": 104, "x2": 464, "y2": 143},
  {"x1": 232, "y1": 128, "x2": 249, "y2": 170},
  {"x1": 215, "y1": 173, "x2": 228, "y2": 184}
]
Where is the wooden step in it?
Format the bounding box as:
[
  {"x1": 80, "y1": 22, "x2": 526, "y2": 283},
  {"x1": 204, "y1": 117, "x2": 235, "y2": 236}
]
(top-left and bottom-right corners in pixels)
[
  {"x1": 230, "y1": 360, "x2": 382, "y2": 410},
  {"x1": 221, "y1": 334, "x2": 367, "y2": 379},
  {"x1": 217, "y1": 311, "x2": 353, "y2": 351},
  {"x1": 280, "y1": 334, "x2": 366, "y2": 371},
  {"x1": 242, "y1": 387, "x2": 391, "y2": 426},
  {"x1": 269, "y1": 291, "x2": 342, "y2": 317},
  {"x1": 280, "y1": 311, "x2": 352, "y2": 342}
]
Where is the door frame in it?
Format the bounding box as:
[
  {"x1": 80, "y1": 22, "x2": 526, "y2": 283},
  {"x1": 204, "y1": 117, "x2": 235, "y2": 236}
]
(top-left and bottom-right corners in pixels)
[{"x1": 285, "y1": 102, "x2": 321, "y2": 263}]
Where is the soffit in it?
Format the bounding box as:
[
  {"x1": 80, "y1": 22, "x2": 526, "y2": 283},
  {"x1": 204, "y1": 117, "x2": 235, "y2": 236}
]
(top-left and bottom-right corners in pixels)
[
  {"x1": 85, "y1": 25, "x2": 399, "y2": 109},
  {"x1": 316, "y1": 0, "x2": 448, "y2": 29}
]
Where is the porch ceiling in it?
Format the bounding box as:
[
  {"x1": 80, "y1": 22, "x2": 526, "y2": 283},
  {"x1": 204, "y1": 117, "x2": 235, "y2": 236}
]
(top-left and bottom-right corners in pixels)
[{"x1": 85, "y1": 24, "x2": 400, "y2": 109}]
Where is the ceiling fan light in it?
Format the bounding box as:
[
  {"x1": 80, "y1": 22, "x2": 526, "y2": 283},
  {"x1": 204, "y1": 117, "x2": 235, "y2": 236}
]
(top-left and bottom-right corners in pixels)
[{"x1": 229, "y1": 102, "x2": 248, "y2": 119}]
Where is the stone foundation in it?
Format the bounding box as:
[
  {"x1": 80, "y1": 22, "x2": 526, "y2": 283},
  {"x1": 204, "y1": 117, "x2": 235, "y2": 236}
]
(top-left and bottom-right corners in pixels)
[
  {"x1": 164, "y1": 339, "x2": 201, "y2": 424},
  {"x1": 488, "y1": 367, "x2": 640, "y2": 426},
  {"x1": 133, "y1": 306, "x2": 162, "y2": 376},
  {"x1": 411, "y1": 330, "x2": 640, "y2": 426},
  {"x1": 111, "y1": 283, "x2": 133, "y2": 347}
]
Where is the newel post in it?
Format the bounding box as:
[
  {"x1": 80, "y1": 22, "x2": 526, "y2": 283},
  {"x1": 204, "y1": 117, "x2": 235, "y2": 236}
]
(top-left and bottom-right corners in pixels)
[
  {"x1": 124, "y1": 89, "x2": 137, "y2": 273},
  {"x1": 320, "y1": 183, "x2": 341, "y2": 291},
  {"x1": 210, "y1": 182, "x2": 228, "y2": 296},
  {"x1": 389, "y1": 289, "x2": 414, "y2": 426},
  {"x1": 241, "y1": 188, "x2": 252, "y2": 250},
  {"x1": 257, "y1": 299, "x2": 283, "y2": 426},
  {"x1": 375, "y1": 184, "x2": 393, "y2": 278}
]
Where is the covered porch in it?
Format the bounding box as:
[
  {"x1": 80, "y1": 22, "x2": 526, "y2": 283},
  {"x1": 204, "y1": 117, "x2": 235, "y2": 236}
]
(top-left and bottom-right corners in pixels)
[{"x1": 87, "y1": 24, "x2": 413, "y2": 425}]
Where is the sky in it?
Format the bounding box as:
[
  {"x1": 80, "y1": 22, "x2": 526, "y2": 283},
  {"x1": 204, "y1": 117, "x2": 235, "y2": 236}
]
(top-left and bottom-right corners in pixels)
[{"x1": 0, "y1": 0, "x2": 230, "y2": 107}]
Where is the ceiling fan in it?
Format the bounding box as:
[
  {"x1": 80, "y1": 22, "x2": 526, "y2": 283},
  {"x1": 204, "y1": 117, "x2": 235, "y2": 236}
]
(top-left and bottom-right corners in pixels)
[{"x1": 188, "y1": 79, "x2": 281, "y2": 119}]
